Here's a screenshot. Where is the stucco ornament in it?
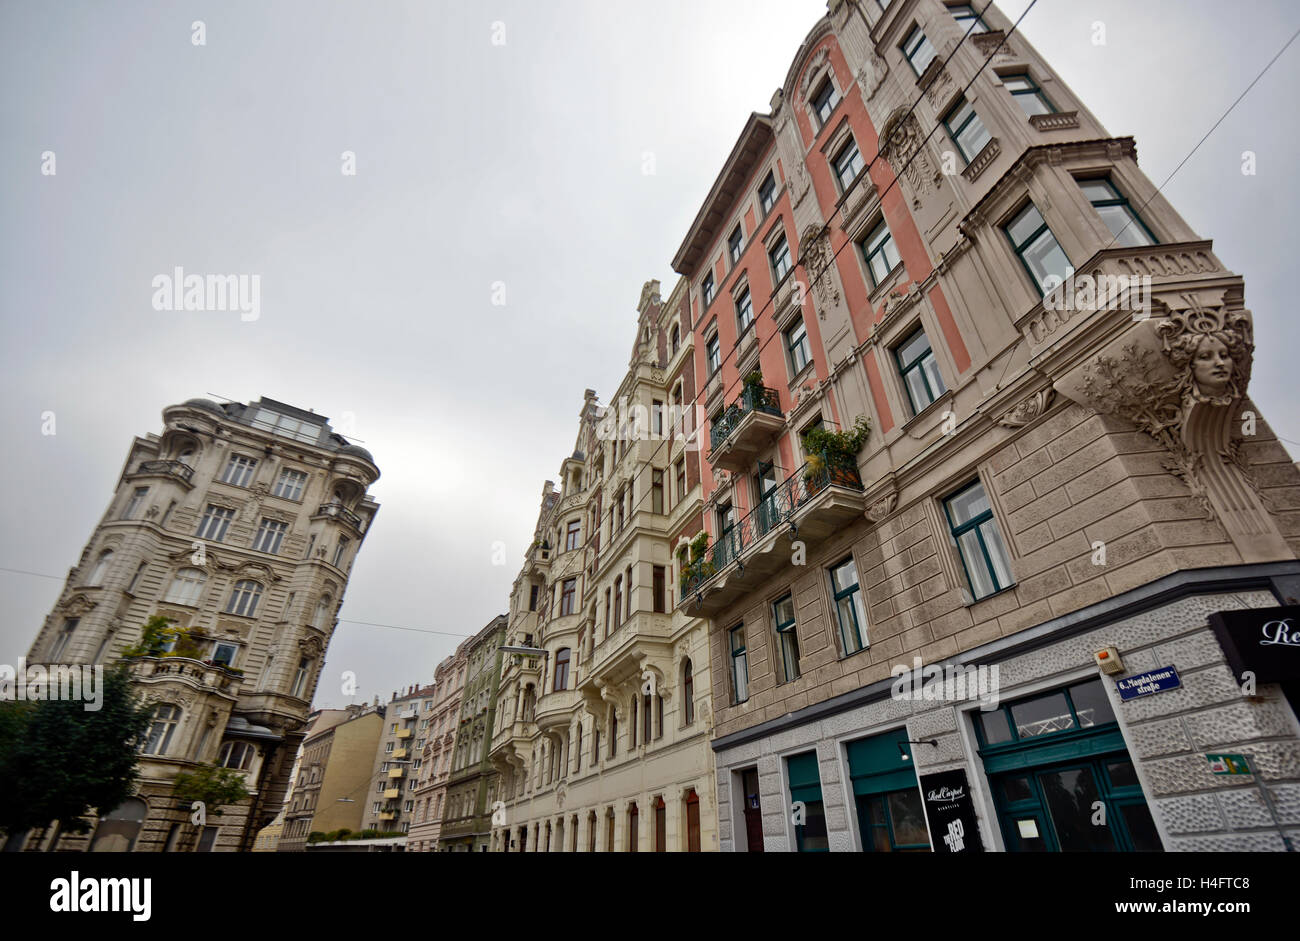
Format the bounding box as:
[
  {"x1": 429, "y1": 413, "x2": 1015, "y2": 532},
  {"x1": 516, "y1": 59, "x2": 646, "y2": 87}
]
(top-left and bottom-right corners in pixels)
[
  {"x1": 880, "y1": 110, "x2": 939, "y2": 201},
  {"x1": 798, "y1": 224, "x2": 840, "y2": 314}
]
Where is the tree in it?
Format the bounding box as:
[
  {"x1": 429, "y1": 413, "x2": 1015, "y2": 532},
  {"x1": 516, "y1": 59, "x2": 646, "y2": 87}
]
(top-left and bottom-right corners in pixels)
[
  {"x1": 171, "y1": 764, "x2": 251, "y2": 816},
  {"x1": 0, "y1": 665, "x2": 152, "y2": 838}
]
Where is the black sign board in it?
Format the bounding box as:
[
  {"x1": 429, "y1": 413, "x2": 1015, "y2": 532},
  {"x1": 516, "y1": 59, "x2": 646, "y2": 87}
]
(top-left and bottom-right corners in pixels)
[
  {"x1": 918, "y1": 768, "x2": 984, "y2": 853},
  {"x1": 1208, "y1": 605, "x2": 1300, "y2": 685}
]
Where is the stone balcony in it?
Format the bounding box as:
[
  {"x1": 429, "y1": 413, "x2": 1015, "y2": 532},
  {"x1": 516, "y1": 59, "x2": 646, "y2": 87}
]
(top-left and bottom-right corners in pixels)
[
  {"x1": 533, "y1": 686, "x2": 583, "y2": 731},
  {"x1": 127, "y1": 460, "x2": 195, "y2": 487},
  {"x1": 707, "y1": 384, "x2": 785, "y2": 473},
  {"x1": 681, "y1": 454, "x2": 865, "y2": 616},
  {"x1": 124, "y1": 655, "x2": 243, "y2": 697},
  {"x1": 313, "y1": 501, "x2": 363, "y2": 530}
]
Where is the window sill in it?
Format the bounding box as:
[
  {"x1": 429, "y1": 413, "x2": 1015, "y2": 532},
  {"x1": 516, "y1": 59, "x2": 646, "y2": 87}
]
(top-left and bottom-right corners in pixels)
[
  {"x1": 962, "y1": 582, "x2": 1017, "y2": 609},
  {"x1": 900, "y1": 388, "x2": 955, "y2": 435},
  {"x1": 787, "y1": 360, "x2": 816, "y2": 392}
]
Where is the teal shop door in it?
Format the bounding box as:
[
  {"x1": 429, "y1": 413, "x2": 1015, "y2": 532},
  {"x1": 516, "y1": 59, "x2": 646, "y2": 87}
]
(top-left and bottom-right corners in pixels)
[
  {"x1": 786, "y1": 751, "x2": 829, "y2": 852},
  {"x1": 846, "y1": 728, "x2": 930, "y2": 852},
  {"x1": 992, "y1": 754, "x2": 1162, "y2": 852}
]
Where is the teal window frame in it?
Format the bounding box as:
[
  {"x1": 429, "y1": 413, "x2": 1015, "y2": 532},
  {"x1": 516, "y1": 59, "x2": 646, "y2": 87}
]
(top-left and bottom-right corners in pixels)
[
  {"x1": 1002, "y1": 71, "x2": 1055, "y2": 117},
  {"x1": 943, "y1": 479, "x2": 1014, "y2": 600},
  {"x1": 769, "y1": 235, "x2": 792, "y2": 283},
  {"x1": 1003, "y1": 201, "x2": 1070, "y2": 293},
  {"x1": 786, "y1": 752, "x2": 829, "y2": 852},
  {"x1": 701, "y1": 272, "x2": 715, "y2": 308},
  {"x1": 786, "y1": 317, "x2": 811, "y2": 374},
  {"x1": 895, "y1": 327, "x2": 946, "y2": 414},
  {"x1": 947, "y1": 3, "x2": 989, "y2": 33},
  {"x1": 1079, "y1": 177, "x2": 1158, "y2": 248},
  {"x1": 943, "y1": 98, "x2": 991, "y2": 165},
  {"x1": 832, "y1": 137, "x2": 864, "y2": 192},
  {"x1": 729, "y1": 624, "x2": 749, "y2": 704},
  {"x1": 829, "y1": 556, "x2": 868, "y2": 655},
  {"x1": 773, "y1": 593, "x2": 800, "y2": 683},
  {"x1": 861, "y1": 217, "x2": 901, "y2": 288},
  {"x1": 705, "y1": 334, "x2": 720, "y2": 376},
  {"x1": 728, "y1": 225, "x2": 744, "y2": 264},
  {"x1": 902, "y1": 26, "x2": 936, "y2": 76},
  {"x1": 811, "y1": 77, "x2": 840, "y2": 128},
  {"x1": 735, "y1": 286, "x2": 754, "y2": 333}
]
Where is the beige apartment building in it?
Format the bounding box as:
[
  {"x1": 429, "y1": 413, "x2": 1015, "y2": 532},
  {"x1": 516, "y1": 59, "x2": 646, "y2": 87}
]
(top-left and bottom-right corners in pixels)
[
  {"x1": 488, "y1": 279, "x2": 718, "y2": 852},
  {"x1": 361, "y1": 684, "x2": 436, "y2": 838},
  {"x1": 16, "y1": 396, "x2": 380, "y2": 852},
  {"x1": 279, "y1": 702, "x2": 384, "y2": 851},
  {"x1": 408, "y1": 641, "x2": 472, "y2": 852},
  {"x1": 674, "y1": 0, "x2": 1300, "y2": 853}
]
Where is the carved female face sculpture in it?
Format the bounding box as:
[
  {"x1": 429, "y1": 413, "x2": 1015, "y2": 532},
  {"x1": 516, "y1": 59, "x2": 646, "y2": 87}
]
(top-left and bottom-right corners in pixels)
[{"x1": 1191, "y1": 335, "x2": 1233, "y2": 395}]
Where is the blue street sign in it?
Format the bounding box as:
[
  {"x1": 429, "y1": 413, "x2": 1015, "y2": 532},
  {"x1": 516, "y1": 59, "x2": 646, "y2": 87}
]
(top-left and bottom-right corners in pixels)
[{"x1": 1115, "y1": 666, "x2": 1181, "y2": 700}]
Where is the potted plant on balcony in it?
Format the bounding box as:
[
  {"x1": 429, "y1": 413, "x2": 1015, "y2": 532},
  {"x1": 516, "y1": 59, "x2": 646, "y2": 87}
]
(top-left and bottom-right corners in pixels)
[
  {"x1": 119, "y1": 615, "x2": 179, "y2": 659},
  {"x1": 802, "y1": 415, "x2": 871, "y2": 494}
]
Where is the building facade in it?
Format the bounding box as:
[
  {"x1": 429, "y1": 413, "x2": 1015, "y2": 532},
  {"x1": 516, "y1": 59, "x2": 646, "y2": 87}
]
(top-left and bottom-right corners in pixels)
[
  {"x1": 20, "y1": 396, "x2": 380, "y2": 852},
  {"x1": 407, "y1": 641, "x2": 472, "y2": 852},
  {"x1": 279, "y1": 702, "x2": 384, "y2": 851},
  {"x1": 487, "y1": 279, "x2": 719, "y2": 852},
  {"x1": 439, "y1": 615, "x2": 508, "y2": 851},
  {"x1": 361, "y1": 685, "x2": 436, "y2": 837},
  {"x1": 674, "y1": 0, "x2": 1300, "y2": 852}
]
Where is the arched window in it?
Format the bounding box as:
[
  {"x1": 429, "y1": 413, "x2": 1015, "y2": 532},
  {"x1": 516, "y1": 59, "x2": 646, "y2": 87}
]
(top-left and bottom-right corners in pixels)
[
  {"x1": 685, "y1": 789, "x2": 701, "y2": 852},
  {"x1": 313, "y1": 595, "x2": 332, "y2": 630},
  {"x1": 218, "y1": 741, "x2": 255, "y2": 771},
  {"x1": 670, "y1": 324, "x2": 681, "y2": 355},
  {"x1": 225, "y1": 580, "x2": 263, "y2": 617},
  {"x1": 164, "y1": 568, "x2": 207, "y2": 606},
  {"x1": 553, "y1": 648, "x2": 570, "y2": 691},
  {"x1": 683, "y1": 659, "x2": 695, "y2": 725},
  {"x1": 86, "y1": 549, "x2": 114, "y2": 587},
  {"x1": 141, "y1": 704, "x2": 181, "y2": 756},
  {"x1": 627, "y1": 802, "x2": 639, "y2": 852}
]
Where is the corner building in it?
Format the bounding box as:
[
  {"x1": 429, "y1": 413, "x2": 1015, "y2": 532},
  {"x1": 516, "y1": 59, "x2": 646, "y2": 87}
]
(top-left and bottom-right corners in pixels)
[
  {"x1": 488, "y1": 279, "x2": 718, "y2": 852},
  {"x1": 19, "y1": 396, "x2": 379, "y2": 852},
  {"x1": 680, "y1": 0, "x2": 1300, "y2": 852}
]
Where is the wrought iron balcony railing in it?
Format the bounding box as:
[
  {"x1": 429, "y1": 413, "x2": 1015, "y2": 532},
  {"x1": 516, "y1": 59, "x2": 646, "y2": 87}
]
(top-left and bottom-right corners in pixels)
[
  {"x1": 680, "y1": 452, "x2": 863, "y2": 600},
  {"x1": 314, "y1": 502, "x2": 362, "y2": 529},
  {"x1": 134, "y1": 460, "x2": 195, "y2": 483},
  {"x1": 708, "y1": 384, "x2": 782, "y2": 453}
]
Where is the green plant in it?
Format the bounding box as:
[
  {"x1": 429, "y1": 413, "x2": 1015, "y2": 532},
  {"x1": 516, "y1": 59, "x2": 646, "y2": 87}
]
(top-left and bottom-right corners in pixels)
[
  {"x1": 167, "y1": 629, "x2": 205, "y2": 660},
  {"x1": 688, "y1": 531, "x2": 710, "y2": 564},
  {"x1": 119, "y1": 615, "x2": 179, "y2": 658},
  {"x1": 742, "y1": 369, "x2": 764, "y2": 390},
  {"x1": 171, "y1": 764, "x2": 251, "y2": 816},
  {"x1": 802, "y1": 415, "x2": 871, "y2": 478}
]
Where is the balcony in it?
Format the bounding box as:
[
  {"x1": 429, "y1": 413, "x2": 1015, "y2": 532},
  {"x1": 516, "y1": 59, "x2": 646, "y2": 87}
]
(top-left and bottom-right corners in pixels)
[
  {"x1": 533, "y1": 687, "x2": 583, "y2": 732},
  {"x1": 313, "y1": 502, "x2": 362, "y2": 530},
  {"x1": 123, "y1": 655, "x2": 242, "y2": 696},
  {"x1": 379, "y1": 811, "x2": 397, "y2": 822},
  {"x1": 392, "y1": 747, "x2": 408, "y2": 759},
  {"x1": 707, "y1": 384, "x2": 784, "y2": 472},
  {"x1": 383, "y1": 788, "x2": 401, "y2": 799},
  {"x1": 129, "y1": 460, "x2": 195, "y2": 486},
  {"x1": 395, "y1": 728, "x2": 412, "y2": 740},
  {"x1": 387, "y1": 767, "x2": 405, "y2": 779},
  {"x1": 681, "y1": 453, "x2": 865, "y2": 616}
]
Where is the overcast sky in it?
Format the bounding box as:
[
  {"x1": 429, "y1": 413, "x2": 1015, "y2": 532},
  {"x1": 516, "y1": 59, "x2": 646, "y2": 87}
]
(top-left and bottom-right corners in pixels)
[{"x1": 2, "y1": 0, "x2": 1297, "y2": 711}]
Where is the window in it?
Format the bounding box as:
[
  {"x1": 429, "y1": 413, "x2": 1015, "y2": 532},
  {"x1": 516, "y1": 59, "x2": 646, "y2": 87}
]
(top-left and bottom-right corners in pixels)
[
  {"x1": 861, "y1": 218, "x2": 901, "y2": 287},
  {"x1": 141, "y1": 704, "x2": 180, "y2": 756},
  {"x1": 1079, "y1": 178, "x2": 1157, "y2": 248},
  {"x1": 86, "y1": 549, "x2": 113, "y2": 586},
  {"x1": 811, "y1": 77, "x2": 840, "y2": 128},
  {"x1": 787, "y1": 752, "x2": 829, "y2": 852},
  {"x1": 705, "y1": 334, "x2": 721, "y2": 376},
  {"x1": 829, "y1": 556, "x2": 868, "y2": 655},
  {"x1": 224, "y1": 579, "x2": 263, "y2": 617},
  {"x1": 161, "y1": 500, "x2": 177, "y2": 527},
  {"x1": 730, "y1": 625, "x2": 749, "y2": 703},
  {"x1": 653, "y1": 399, "x2": 664, "y2": 436},
  {"x1": 332, "y1": 537, "x2": 349, "y2": 567},
  {"x1": 735, "y1": 286, "x2": 754, "y2": 333},
  {"x1": 1005, "y1": 202, "x2": 1070, "y2": 292},
  {"x1": 560, "y1": 578, "x2": 577, "y2": 616},
  {"x1": 553, "y1": 648, "x2": 570, "y2": 691},
  {"x1": 682, "y1": 659, "x2": 695, "y2": 724},
  {"x1": 273, "y1": 468, "x2": 308, "y2": 500},
  {"x1": 669, "y1": 325, "x2": 680, "y2": 355},
  {"x1": 944, "y1": 479, "x2": 1014, "y2": 600},
  {"x1": 122, "y1": 486, "x2": 148, "y2": 520},
  {"x1": 717, "y1": 501, "x2": 736, "y2": 544},
  {"x1": 1003, "y1": 72, "x2": 1054, "y2": 117},
  {"x1": 625, "y1": 566, "x2": 633, "y2": 619},
  {"x1": 948, "y1": 3, "x2": 989, "y2": 33},
  {"x1": 219, "y1": 741, "x2": 254, "y2": 770},
  {"x1": 313, "y1": 595, "x2": 332, "y2": 630},
  {"x1": 529, "y1": 584, "x2": 539, "y2": 612},
  {"x1": 612, "y1": 579, "x2": 622, "y2": 629},
  {"x1": 211, "y1": 642, "x2": 238, "y2": 667},
  {"x1": 701, "y1": 272, "x2": 715, "y2": 308},
  {"x1": 250, "y1": 408, "x2": 322, "y2": 444},
  {"x1": 675, "y1": 459, "x2": 687, "y2": 505},
  {"x1": 643, "y1": 693, "x2": 652, "y2": 744},
  {"x1": 896, "y1": 328, "x2": 947, "y2": 413},
  {"x1": 653, "y1": 565, "x2": 666, "y2": 613},
  {"x1": 196, "y1": 505, "x2": 235, "y2": 542},
  {"x1": 126, "y1": 561, "x2": 147, "y2": 594},
  {"x1": 943, "y1": 98, "x2": 991, "y2": 164},
  {"x1": 253, "y1": 518, "x2": 288, "y2": 554},
  {"x1": 290, "y1": 658, "x2": 311, "y2": 698},
  {"x1": 759, "y1": 171, "x2": 777, "y2": 215},
  {"x1": 220, "y1": 454, "x2": 258, "y2": 487},
  {"x1": 164, "y1": 568, "x2": 207, "y2": 606},
  {"x1": 786, "y1": 318, "x2": 811, "y2": 374},
  {"x1": 49, "y1": 618, "x2": 78, "y2": 661},
  {"x1": 902, "y1": 26, "x2": 937, "y2": 76},
  {"x1": 977, "y1": 678, "x2": 1116, "y2": 746},
  {"x1": 769, "y1": 235, "x2": 792, "y2": 283},
  {"x1": 728, "y1": 225, "x2": 744, "y2": 264},
  {"x1": 773, "y1": 594, "x2": 801, "y2": 682},
  {"x1": 565, "y1": 519, "x2": 580, "y2": 551},
  {"x1": 832, "y1": 137, "x2": 865, "y2": 192},
  {"x1": 652, "y1": 470, "x2": 664, "y2": 515}
]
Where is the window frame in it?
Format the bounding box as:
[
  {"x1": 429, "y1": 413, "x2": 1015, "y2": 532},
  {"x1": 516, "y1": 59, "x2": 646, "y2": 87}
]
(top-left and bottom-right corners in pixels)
[
  {"x1": 728, "y1": 225, "x2": 744, "y2": 265},
  {"x1": 894, "y1": 326, "x2": 947, "y2": 415},
  {"x1": 786, "y1": 317, "x2": 812, "y2": 375},
  {"x1": 758, "y1": 172, "x2": 777, "y2": 216},
  {"x1": 943, "y1": 98, "x2": 991, "y2": 165},
  {"x1": 729, "y1": 624, "x2": 749, "y2": 704},
  {"x1": 1079, "y1": 177, "x2": 1159, "y2": 248},
  {"x1": 773, "y1": 593, "x2": 801, "y2": 683},
  {"x1": 810, "y1": 76, "x2": 841, "y2": 129},
  {"x1": 943, "y1": 479, "x2": 1015, "y2": 601},
  {"x1": 832, "y1": 136, "x2": 865, "y2": 193},
  {"x1": 1003, "y1": 201, "x2": 1071, "y2": 293},
  {"x1": 860, "y1": 217, "x2": 902, "y2": 289},
  {"x1": 829, "y1": 556, "x2": 868, "y2": 655},
  {"x1": 902, "y1": 25, "x2": 937, "y2": 77},
  {"x1": 1002, "y1": 71, "x2": 1056, "y2": 117},
  {"x1": 769, "y1": 234, "x2": 793, "y2": 285},
  {"x1": 701, "y1": 272, "x2": 715, "y2": 309}
]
